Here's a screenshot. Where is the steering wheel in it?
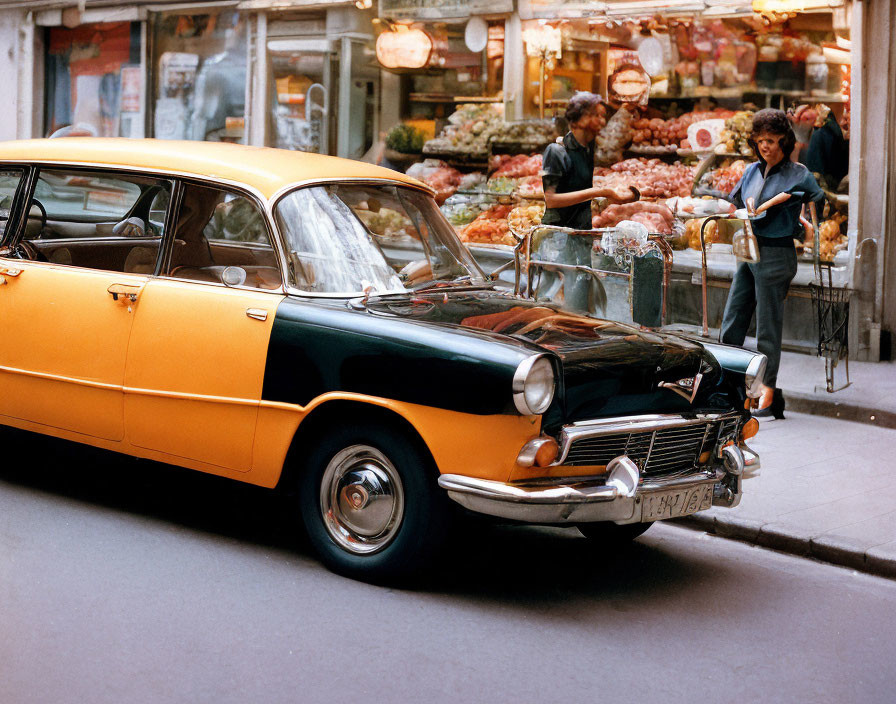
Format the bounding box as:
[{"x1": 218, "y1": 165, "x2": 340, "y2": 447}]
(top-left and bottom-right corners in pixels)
[
  {"x1": 10, "y1": 239, "x2": 46, "y2": 261},
  {"x1": 26, "y1": 198, "x2": 47, "y2": 233}
]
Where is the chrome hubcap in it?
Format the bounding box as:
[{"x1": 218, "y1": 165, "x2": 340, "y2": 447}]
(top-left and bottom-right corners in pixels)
[{"x1": 320, "y1": 445, "x2": 404, "y2": 555}]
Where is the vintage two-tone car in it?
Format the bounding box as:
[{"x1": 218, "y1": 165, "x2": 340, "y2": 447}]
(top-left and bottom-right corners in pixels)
[{"x1": 0, "y1": 138, "x2": 764, "y2": 581}]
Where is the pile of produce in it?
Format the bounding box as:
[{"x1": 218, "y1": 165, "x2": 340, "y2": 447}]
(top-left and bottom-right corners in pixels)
[
  {"x1": 813, "y1": 212, "x2": 848, "y2": 261},
  {"x1": 706, "y1": 158, "x2": 749, "y2": 194},
  {"x1": 593, "y1": 158, "x2": 696, "y2": 199},
  {"x1": 507, "y1": 202, "x2": 546, "y2": 235},
  {"x1": 632, "y1": 109, "x2": 735, "y2": 150},
  {"x1": 485, "y1": 176, "x2": 518, "y2": 195},
  {"x1": 385, "y1": 124, "x2": 425, "y2": 154},
  {"x1": 440, "y1": 196, "x2": 485, "y2": 228},
  {"x1": 517, "y1": 175, "x2": 544, "y2": 199},
  {"x1": 595, "y1": 107, "x2": 634, "y2": 165},
  {"x1": 490, "y1": 154, "x2": 542, "y2": 179},
  {"x1": 684, "y1": 217, "x2": 724, "y2": 250},
  {"x1": 423, "y1": 103, "x2": 504, "y2": 156},
  {"x1": 716, "y1": 111, "x2": 754, "y2": 156},
  {"x1": 490, "y1": 120, "x2": 557, "y2": 147},
  {"x1": 460, "y1": 203, "x2": 515, "y2": 246},
  {"x1": 591, "y1": 201, "x2": 675, "y2": 234},
  {"x1": 405, "y1": 159, "x2": 463, "y2": 204}
]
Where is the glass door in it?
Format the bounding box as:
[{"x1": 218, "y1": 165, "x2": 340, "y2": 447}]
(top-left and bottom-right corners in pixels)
[{"x1": 267, "y1": 39, "x2": 335, "y2": 154}]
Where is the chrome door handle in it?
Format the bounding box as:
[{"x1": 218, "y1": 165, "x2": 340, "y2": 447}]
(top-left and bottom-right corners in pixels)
[
  {"x1": 0, "y1": 266, "x2": 22, "y2": 277},
  {"x1": 107, "y1": 283, "x2": 141, "y2": 302},
  {"x1": 246, "y1": 308, "x2": 267, "y2": 321}
]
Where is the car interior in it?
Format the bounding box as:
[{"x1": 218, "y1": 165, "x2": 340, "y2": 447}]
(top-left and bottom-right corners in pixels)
[{"x1": 13, "y1": 170, "x2": 283, "y2": 290}]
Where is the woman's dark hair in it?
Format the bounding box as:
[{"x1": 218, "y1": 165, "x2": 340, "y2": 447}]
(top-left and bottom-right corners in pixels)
[
  {"x1": 748, "y1": 108, "x2": 797, "y2": 159},
  {"x1": 565, "y1": 92, "x2": 603, "y2": 125}
]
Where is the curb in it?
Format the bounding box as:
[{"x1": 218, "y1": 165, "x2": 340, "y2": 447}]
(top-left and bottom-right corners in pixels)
[
  {"x1": 673, "y1": 513, "x2": 896, "y2": 580},
  {"x1": 784, "y1": 391, "x2": 896, "y2": 429}
]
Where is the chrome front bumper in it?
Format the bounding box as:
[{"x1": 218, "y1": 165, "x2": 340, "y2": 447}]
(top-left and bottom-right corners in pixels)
[{"x1": 438, "y1": 443, "x2": 759, "y2": 526}]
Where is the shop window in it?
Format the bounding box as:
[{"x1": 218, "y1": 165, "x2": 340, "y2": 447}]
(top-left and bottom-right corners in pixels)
[
  {"x1": 268, "y1": 43, "x2": 333, "y2": 154},
  {"x1": 165, "y1": 183, "x2": 281, "y2": 290},
  {"x1": 150, "y1": 11, "x2": 248, "y2": 143},
  {"x1": 45, "y1": 22, "x2": 142, "y2": 138}
]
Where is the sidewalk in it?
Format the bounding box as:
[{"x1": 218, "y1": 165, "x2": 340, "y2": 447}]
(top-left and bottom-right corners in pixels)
[{"x1": 676, "y1": 350, "x2": 896, "y2": 578}]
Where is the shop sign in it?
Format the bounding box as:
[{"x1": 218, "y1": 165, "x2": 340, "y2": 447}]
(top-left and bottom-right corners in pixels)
[
  {"x1": 376, "y1": 27, "x2": 433, "y2": 69},
  {"x1": 378, "y1": 0, "x2": 512, "y2": 20}
]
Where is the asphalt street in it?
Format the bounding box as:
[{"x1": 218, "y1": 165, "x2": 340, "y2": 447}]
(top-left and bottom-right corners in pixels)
[{"x1": 1, "y1": 428, "x2": 894, "y2": 704}]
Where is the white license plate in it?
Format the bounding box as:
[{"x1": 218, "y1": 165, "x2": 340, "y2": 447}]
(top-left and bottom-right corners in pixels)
[{"x1": 641, "y1": 484, "x2": 713, "y2": 522}]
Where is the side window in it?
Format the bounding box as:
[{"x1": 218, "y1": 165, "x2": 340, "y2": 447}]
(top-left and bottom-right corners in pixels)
[
  {"x1": 0, "y1": 169, "x2": 24, "y2": 241},
  {"x1": 166, "y1": 182, "x2": 281, "y2": 290},
  {"x1": 21, "y1": 169, "x2": 173, "y2": 274}
]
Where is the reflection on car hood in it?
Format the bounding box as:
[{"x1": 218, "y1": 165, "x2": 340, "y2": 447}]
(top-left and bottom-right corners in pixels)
[{"x1": 364, "y1": 291, "x2": 725, "y2": 424}]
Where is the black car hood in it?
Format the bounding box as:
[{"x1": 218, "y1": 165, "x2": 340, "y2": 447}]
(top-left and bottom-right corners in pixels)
[{"x1": 364, "y1": 290, "x2": 725, "y2": 424}]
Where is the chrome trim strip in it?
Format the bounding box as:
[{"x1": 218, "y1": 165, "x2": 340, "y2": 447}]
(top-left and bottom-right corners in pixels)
[{"x1": 555, "y1": 412, "x2": 741, "y2": 466}]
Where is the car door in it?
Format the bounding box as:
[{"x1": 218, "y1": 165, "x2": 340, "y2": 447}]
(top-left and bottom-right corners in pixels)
[
  {"x1": 123, "y1": 181, "x2": 285, "y2": 473},
  {"x1": 0, "y1": 167, "x2": 173, "y2": 442}
]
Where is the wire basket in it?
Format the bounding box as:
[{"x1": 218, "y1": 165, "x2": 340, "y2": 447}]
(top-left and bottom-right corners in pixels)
[{"x1": 809, "y1": 263, "x2": 851, "y2": 392}]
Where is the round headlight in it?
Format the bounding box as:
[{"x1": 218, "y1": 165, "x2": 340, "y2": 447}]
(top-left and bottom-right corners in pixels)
[{"x1": 513, "y1": 355, "x2": 555, "y2": 416}]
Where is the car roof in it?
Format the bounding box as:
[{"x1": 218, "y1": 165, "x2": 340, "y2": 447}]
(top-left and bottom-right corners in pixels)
[{"x1": 0, "y1": 138, "x2": 430, "y2": 200}]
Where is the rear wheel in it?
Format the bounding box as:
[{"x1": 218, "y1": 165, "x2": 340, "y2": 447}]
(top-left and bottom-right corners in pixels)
[
  {"x1": 298, "y1": 424, "x2": 448, "y2": 582},
  {"x1": 577, "y1": 521, "x2": 653, "y2": 543}
]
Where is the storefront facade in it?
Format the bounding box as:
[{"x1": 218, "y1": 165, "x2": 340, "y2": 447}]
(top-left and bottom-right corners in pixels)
[{"x1": 0, "y1": 0, "x2": 378, "y2": 159}]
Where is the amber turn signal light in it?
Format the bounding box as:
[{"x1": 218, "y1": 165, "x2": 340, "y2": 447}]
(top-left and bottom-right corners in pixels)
[
  {"x1": 741, "y1": 417, "x2": 759, "y2": 441},
  {"x1": 517, "y1": 436, "x2": 560, "y2": 467}
]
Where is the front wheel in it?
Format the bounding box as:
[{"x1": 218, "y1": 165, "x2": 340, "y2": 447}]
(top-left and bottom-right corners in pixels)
[
  {"x1": 298, "y1": 425, "x2": 448, "y2": 583},
  {"x1": 577, "y1": 521, "x2": 653, "y2": 543}
]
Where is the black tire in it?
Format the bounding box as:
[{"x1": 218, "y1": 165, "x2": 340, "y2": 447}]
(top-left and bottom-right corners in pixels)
[
  {"x1": 298, "y1": 423, "x2": 449, "y2": 583},
  {"x1": 577, "y1": 521, "x2": 653, "y2": 543}
]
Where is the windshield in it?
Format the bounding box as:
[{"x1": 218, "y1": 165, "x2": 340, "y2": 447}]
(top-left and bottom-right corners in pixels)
[{"x1": 274, "y1": 183, "x2": 485, "y2": 295}]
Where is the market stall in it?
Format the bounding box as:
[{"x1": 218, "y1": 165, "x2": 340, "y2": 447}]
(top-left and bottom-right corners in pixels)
[{"x1": 393, "y1": 6, "x2": 853, "y2": 363}]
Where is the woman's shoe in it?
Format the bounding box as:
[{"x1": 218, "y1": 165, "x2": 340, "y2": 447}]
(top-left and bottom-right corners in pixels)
[{"x1": 753, "y1": 388, "x2": 785, "y2": 420}]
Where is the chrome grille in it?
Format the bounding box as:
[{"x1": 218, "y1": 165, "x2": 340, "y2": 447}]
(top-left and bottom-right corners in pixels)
[{"x1": 563, "y1": 416, "x2": 741, "y2": 477}]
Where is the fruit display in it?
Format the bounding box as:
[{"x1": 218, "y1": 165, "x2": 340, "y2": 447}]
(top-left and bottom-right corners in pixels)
[
  {"x1": 405, "y1": 159, "x2": 464, "y2": 204},
  {"x1": 423, "y1": 103, "x2": 505, "y2": 157},
  {"x1": 489, "y1": 120, "x2": 557, "y2": 147},
  {"x1": 460, "y1": 203, "x2": 515, "y2": 246},
  {"x1": 716, "y1": 111, "x2": 755, "y2": 156},
  {"x1": 591, "y1": 201, "x2": 675, "y2": 234},
  {"x1": 485, "y1": 176, "x2": 518, "y2": 195},
  {"x1": 507, "y1": 202, "x2": 546, "y2": 235},
  {"x1": 490, "y1": 154, "x2": 543, "y2": 179},
  {"x1": 517, "y1": 175, "x2": 544, "y2": 199},
  {"x1": 631, "y1": 108, "x2": 735, "y2": 150},
  {"x1": 696, "y1": 157, "x2": 749, "y2": 195},
  {"x1": 685, "y1": 217, "x2": 724, "y2": 250},
  {"x1": 593, "y1": 158, "x2": 696, "y2": 199},
  {"x1": 812, "y1": 212, "x2": 848, "y2": 261}
]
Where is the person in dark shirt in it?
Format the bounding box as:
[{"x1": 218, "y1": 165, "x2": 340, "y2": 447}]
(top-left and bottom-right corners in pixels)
[
  {"x1": 804, "y1": 110, "x2": 849, "y2": 191},
  {"x1": 539, "y1": 92, "x2": 637, "y2": 310},
  {"x1": 721, "y1": 108, "x2": 825, "y2": 419}
]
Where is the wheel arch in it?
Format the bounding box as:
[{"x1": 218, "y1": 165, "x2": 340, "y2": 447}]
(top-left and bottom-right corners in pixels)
[{"x1": 275, "y1": 399, "x2": 439, "y2": 492}]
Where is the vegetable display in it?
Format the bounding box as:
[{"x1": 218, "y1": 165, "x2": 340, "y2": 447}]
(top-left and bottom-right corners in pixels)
[{"x1": 593, "y1": 158, "x2": 696, "y2": 199}]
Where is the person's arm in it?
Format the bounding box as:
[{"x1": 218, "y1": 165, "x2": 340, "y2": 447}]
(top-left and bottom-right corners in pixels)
[{"x1": 543, "y1": 185, "x2": 638, "y2": 210}]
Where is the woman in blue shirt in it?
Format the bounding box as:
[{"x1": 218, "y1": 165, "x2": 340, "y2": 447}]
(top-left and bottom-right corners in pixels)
[{"x1": 721, "y1": 109, "x2": 825, "y2": 419}]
